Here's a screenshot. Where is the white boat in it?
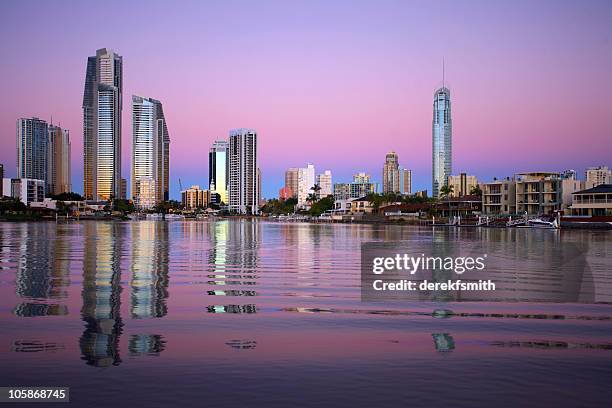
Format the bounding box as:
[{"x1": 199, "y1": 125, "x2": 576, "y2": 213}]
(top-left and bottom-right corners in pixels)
[
  {"x1": 165, "y1": 213, "x2": 185, "y2": 220},
  {"x1": 519, "y1": 218, "x2": 559, "y2": 229},
  {"x1": 146, "y1": 213, "x2": 163, "y2": 219}
]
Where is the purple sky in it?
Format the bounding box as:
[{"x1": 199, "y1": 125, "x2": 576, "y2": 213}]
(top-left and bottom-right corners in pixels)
[{"x1": 1, "y1": 0, "x2": 611, "y2": 199}]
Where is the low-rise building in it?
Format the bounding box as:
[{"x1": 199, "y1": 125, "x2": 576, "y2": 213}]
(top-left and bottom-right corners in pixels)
[
  {"x1": 349, "y1": 196, "x2": 375, "y2": 214},
  {"x1": 181, "y1": 185, "x2": 209, "y2": 209},
  {"x1": 569, "y1": 184, "x2": 612, "y2": 216},
  {"x1": 434, "y1": 195, "x2": 482, "y2": 218},
  {"x1": 2, "y1": 178, "x2": 45, "y2": 206},
  {"x1": 481, "y1": 177, "x2": 516, "y2": 215},
  {"x1": 515, "y1": 172, "x2": 562, "y2": 215}
]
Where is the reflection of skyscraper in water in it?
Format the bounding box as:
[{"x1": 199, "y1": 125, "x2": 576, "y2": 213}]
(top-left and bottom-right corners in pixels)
[
  {"x1": 130, "y1": 221, "x2": 169, "y2": 318},
  {"x1": 226, "y1": 220, "x2": 260, "y2": 274},
  {"x1": 13, "y1": 223, "x2": 70, "y2": 317},
  {"x1": 80, "y1": 222, "x2": 124, "y2": 367},
  {"x1": 208, "y1": 220, "x2": 229, "y2": 276}
]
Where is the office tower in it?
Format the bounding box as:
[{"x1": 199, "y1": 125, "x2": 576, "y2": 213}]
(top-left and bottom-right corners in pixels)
[
  {"x1": 353, "y1": 172, "x2": 371, "y2": 183},
  {"x1": 316, "y1": 170, "x2": 332, "y2": 198},
  {"x1": 399, "y1": 168, "x2": 412, "y2": 195},
  {"x1": 585, "y1": 166, "x2": 611, "y2": 188},
  {"x1": 228, "y1": 128, "x2": 258, "y2": 215},
  {"x1": 131, "y1": 95, "x2": 170, "y2": 209},
  {"x1": 447, "y1": 173, "x2": 478, "y2": 197},
  {"x1": 47, "y1": 125, "x2": 71, "y2": 195},
  {"x1": 0, "y1": 164, "x2": 3, "y2": 196},
  {"x1": 432, "y1": 81, "x2": 452, "y2": 198},
  {"x1": 382, "y1": 151, "x2": 400, "y2": 194},
  {"x1": 17, "y1": 117, "x2": 48, "y2": 190},
  {"x1": 284, "y1": 168, "x2": 299, "y2": 198},
  {"x1": 209, "y1": 140, "x2": 229, "y2": 204},
  {"x1": 297, "y1": 164, "x2": 315, "y2": 206},
  {"x1": 83, "y1": 48, "x2": 123, "y2": 201},
  {"x1": 181, "y1": 185, "x2": 209, "y2": 209}
]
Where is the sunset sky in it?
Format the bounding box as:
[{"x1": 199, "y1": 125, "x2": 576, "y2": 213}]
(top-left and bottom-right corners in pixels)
[{"x1": 1, "y1": 0, "x2": 611, "y2": 199}]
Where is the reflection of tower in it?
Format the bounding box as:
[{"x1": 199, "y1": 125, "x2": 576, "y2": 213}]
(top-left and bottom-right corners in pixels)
[
  {"x1": 209, "y1": 220, "x2": 229, "y2": 276},
  {"x1": 226, "y1": 220, "x2": 260, "y2": 273},
  {"x1": 130, "y1": 221, "x2": 169, "y2": 318},
  {"x1": 14, "y1": 223, "x2": 70, "y2": 317},
  {"x1": 80, "y1": 222, "x2": 124, "y2": 367}
]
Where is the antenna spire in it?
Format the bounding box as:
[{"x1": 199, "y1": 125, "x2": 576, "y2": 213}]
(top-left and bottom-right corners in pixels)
[{"x1": 442, "y1": 57, "x2": 445, "y2": 89}]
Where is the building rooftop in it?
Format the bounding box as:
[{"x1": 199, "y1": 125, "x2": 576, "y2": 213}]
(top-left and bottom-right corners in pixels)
[{"x1": 573, "y1": 184, "x2": 612, "y2": 195}]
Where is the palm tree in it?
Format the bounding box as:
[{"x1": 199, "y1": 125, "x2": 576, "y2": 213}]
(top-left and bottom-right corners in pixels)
[
  {"x1": 439, "y1": 185, "x2": 454, "y2": 199},
  {"x1": 310, "y1": 184, "x2": 321, "y2": 202},
  {"x1": 469, "y1": 185, "x2": 483, "y2": 196}
]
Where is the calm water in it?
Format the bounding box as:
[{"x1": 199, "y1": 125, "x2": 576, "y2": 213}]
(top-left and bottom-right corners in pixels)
[{"x1": 1, "y1": 220, "x2": 612, "y2": 407}]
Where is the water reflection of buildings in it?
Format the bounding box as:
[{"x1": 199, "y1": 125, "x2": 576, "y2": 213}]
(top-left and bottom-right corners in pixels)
[
  {"x1": 130, "y1": 221, "x2": 169, "y2": 319},
  {"x1": 80, "y1": 222, "x2": 124, "y2": 367},
  {"x1": 205, "y1": 220, "x2": 260, "y2": 298},
  {"x1": 13, "y1": 223, "x2": 70, "y2": 317},
  {"x1": 129, "y1": 334, "x2": 167, "y2": 356}
]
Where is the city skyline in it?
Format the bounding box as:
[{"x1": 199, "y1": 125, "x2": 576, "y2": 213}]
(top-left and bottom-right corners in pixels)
[{"x1": 1, "y1": 1, "x2": 611, "y2": 199}]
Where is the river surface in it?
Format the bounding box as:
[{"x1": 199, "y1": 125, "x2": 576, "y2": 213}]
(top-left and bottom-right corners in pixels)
[{"x1": 1, "y1": 220, "x2": 611, "y2": 407}]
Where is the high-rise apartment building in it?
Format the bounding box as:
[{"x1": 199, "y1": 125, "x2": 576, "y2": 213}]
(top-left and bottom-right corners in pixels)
[
  {"x1": 131, "y1": 95, "x2": 170, "y2": 209},
  {"x1": 432, "y1": 86, "x2": 452, "y2": 198},
  {"x1": 382, "y1": 152, "x2": 400, "y2": 194},
  {"x1": 83, "y1": 48, "x2": 123, "y2": 201},
  {"x1": 17, "y1": 117, "x2": 48, "y2": 190},
  {"x1": 316, "y1": 170, "x2": 332, "y2": 198},
  {"x1": 209, "y1": 140, "x2": 229, "y2": 204},
  {"x1": 297, "y1": 164, "x2": 315, "y2": 207},
  {"x1": 333, "y1": 173, "x2": 378, "y2": 200},
  {"x1": 399, "y1": 168, "x2": 412, "y2": 195},
  {"x1": 284, "y1": 168, "x2": 299, "y2": 199},
  {"x1": 228, "y1": 129, "x2": 258, "y2": 215},
  {"x1": 47, "y1": 125, "x2": 71, "y2": 195},
  {"x1": 0, "y1": 164, "x2": 3, "y2": 196},
  {"x1": 585, "y1": 166, "x2": 611, "y2": 188},
  {"x1": 2, "y1": 178, "x2": 45, "y2": 206},
  {"x1": 448, "y1": 173, "x2": 478, "y2": 197}
]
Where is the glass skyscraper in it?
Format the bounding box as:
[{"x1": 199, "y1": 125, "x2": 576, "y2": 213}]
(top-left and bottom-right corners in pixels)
[
  {"x1": 209, "y1": 140, "x2": 229, "y2": 204},
  {"x1": 17, "y1": 117, "x2": 49, "y2": 192},
  {"x1": 131, "y1": 95, "x2": 170, "y2": 209},
  {"x1": 82, "y1": 48, "x2": 123, "y2": 201},
  {"x1": 432, "y1": 86, "x2": 452, "y2": 198}
]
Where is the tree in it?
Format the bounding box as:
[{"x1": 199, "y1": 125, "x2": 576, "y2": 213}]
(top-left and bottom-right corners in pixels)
[
  {"x1": 439, "y1": 185, "x2": 454, "y2": 199},
  {"x1": 0, "y1": 197, "x2": 26, "y2": 214},
  {"x1": 469, "y1": 185, "x2": 483, "y2": 196},
  {"x1": 113, "y1": 199, "x2": 135, "y2": 214},
  {"x1": 260, "y1": 197, "x2": 298, "y2": 215},
  {"x1": 309, "y1": 195, "x2": 334, "y2": 217}
]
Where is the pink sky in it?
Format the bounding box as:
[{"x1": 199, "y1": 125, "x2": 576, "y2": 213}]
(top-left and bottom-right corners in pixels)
[{"x1": 0, "y1": 0, "x2": 611, "y2": 198}]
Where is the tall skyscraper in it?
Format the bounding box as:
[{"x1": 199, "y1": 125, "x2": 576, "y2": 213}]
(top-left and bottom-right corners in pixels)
[
  {"x1": 131, "y1": 95, "x2": 170, "y2": 209},
  {"x1": 316, "y1": 170, "x2": 333, "y2": 198},
  {"x1": 47, "y1": 125, "x2": 71, "y2": 195},
  {"x1": 432, "y1": 82, "x2": 452, "y2": 198},
  {"x1": 0, "y1": 163, "x2": 3, "y2": 196},
  {"x1": 209, "y1": 140, "x2": 229, "y2": 204},
  {"x1": 83, "y1": 48, "x2": 123, "y2": 201},
  {"x1": 382, "y1": 151, "x2": 400, "y2": 194},
  {"x1": 17, "y1": 117, "x2": 48, "y2": 189},
  {"x1": 228, "y1": 128, "x2": 258, "y2": 215}
]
